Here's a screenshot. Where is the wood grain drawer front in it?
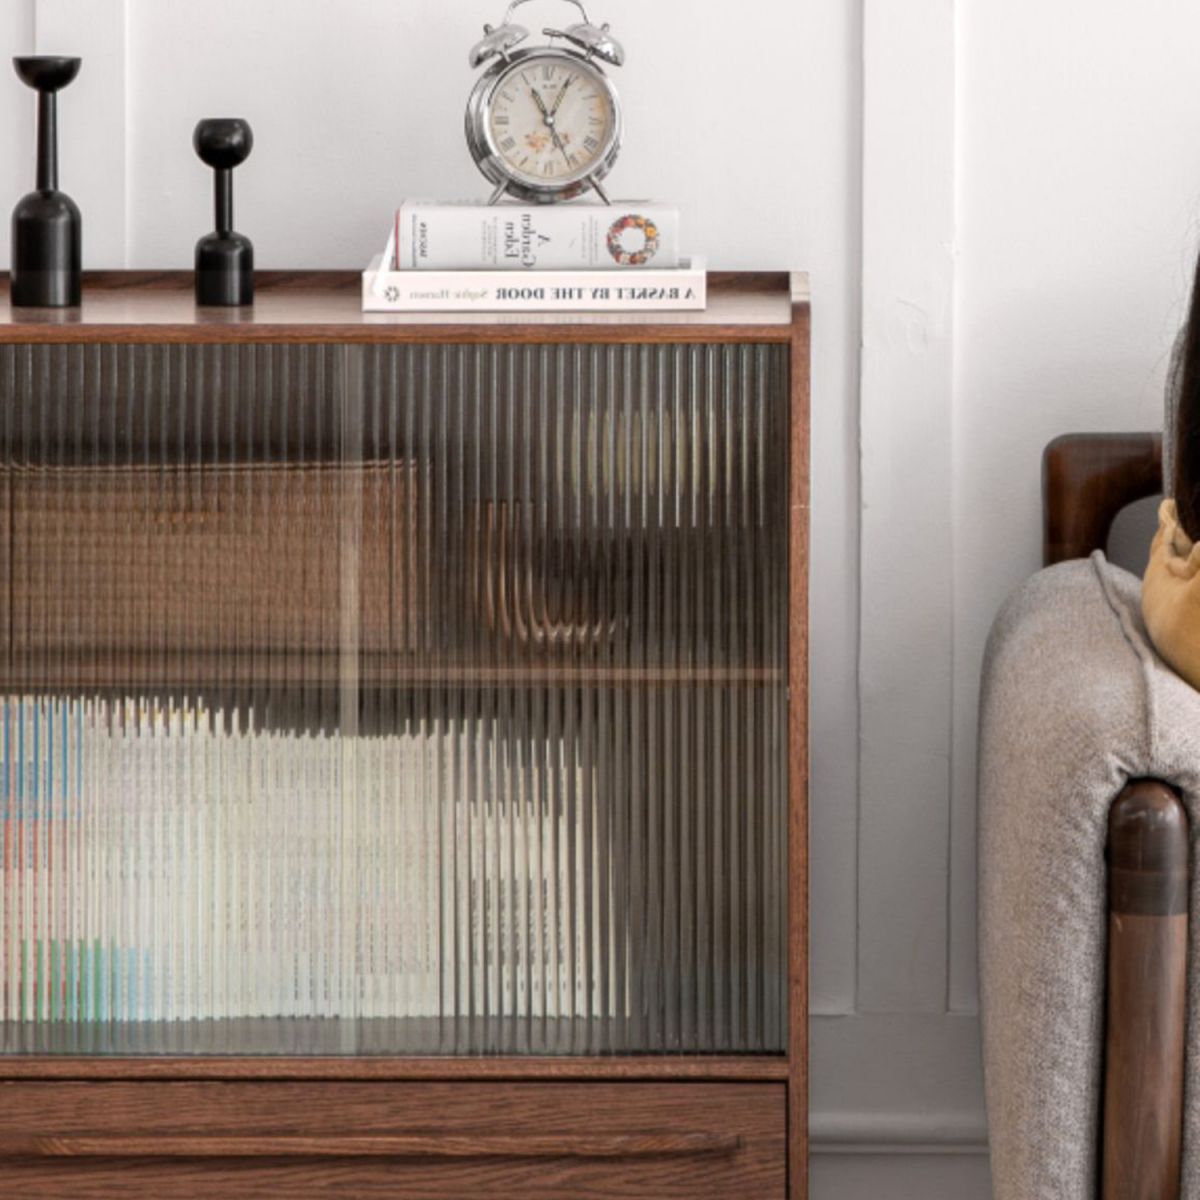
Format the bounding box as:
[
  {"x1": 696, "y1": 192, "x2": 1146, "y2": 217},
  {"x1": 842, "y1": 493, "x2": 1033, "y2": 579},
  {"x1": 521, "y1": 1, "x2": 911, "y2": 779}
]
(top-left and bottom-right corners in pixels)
[{"x1": 0, "y1": 1080, "x2": 786, "y2": 1198}]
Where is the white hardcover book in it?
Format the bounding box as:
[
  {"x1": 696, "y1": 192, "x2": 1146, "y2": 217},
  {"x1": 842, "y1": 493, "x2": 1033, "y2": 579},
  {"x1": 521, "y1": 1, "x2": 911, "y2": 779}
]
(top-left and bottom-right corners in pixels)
[
  {"x1": 363, "y1": 253, "x2": 706, "y2": 314},
  {"x1": 396, "y1": 200, "x2": 680, "y2": 271}
]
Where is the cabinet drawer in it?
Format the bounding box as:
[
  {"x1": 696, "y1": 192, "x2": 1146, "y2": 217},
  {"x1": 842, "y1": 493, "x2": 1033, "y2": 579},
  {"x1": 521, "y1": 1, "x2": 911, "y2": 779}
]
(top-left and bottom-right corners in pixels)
[{"x1": 0, "y1": 1080, "x2": 786, "y2": 1198}]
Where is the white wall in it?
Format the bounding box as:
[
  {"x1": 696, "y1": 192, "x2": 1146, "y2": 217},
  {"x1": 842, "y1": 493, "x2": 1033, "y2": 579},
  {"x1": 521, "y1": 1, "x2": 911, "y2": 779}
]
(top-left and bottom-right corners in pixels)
[
  {"x1": 952, "y1": 0, "x2": 1200, "y2": 1020},
  {"x1": 840, "y1": 4, "x2": 1200, "y2": 1194},
  {"x1": 0, "y1": 1, "x2": 33, "y2": 204},
  {"x1": 7, "y1": 0, "x2": 1200, "y2": 1195}
]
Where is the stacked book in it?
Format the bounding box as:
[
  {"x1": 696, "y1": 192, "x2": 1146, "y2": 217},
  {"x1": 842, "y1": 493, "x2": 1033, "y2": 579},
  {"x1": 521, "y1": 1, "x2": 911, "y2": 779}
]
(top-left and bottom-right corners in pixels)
[
  {"x1": 0, "y1": 692, "x2": 602, "y2": 1026},
  {"x1": 363, "y1": 199, "x2": 705, "y2": 313}
]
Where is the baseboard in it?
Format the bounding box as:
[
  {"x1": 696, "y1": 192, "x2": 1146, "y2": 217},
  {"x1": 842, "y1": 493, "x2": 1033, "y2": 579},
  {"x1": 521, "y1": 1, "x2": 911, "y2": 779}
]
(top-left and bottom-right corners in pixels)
[
  {"x1": 810, "y1": 1151, "x2": 992, "y2": 1200},
  {"x1": 810, "y1": 1012, "x2": 989, "y2": 1159},
  {"x1": 811, "y1": 1109, "x2": 988, "y2": 1155}
]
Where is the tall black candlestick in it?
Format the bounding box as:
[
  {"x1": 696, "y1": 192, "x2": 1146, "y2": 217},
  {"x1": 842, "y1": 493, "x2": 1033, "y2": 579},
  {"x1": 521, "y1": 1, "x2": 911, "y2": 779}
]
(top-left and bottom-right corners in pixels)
[{"x1": 11, "y1": 56, "x2": 82, "y2": 308}]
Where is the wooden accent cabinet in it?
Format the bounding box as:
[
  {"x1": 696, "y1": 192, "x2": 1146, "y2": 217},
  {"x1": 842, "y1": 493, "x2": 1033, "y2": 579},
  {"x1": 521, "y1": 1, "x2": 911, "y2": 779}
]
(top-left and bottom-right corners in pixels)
[{"x1": 0, "y1": 272, "x2": 809, "y2": 1197}]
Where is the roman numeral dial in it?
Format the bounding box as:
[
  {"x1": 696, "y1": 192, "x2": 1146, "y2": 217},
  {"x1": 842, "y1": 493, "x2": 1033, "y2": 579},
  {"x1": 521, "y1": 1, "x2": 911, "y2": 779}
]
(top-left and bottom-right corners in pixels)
[{"x1": 485, "y1": 55, "x2": 616, "y2": 187}]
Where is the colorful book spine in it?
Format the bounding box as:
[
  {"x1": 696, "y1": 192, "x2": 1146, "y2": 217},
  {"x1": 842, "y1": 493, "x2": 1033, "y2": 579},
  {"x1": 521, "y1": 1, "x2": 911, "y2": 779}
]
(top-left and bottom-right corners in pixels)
[
  {"x1": 395, "y1": 200, "x2": 680, "y2": 271},
  {"x1": 363, "y1": 254, "x2": 706, "y2": 314}
]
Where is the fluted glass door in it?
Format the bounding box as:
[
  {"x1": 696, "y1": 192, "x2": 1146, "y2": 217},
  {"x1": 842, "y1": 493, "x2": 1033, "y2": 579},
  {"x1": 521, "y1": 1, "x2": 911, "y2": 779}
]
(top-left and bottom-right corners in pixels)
[{"x1": 0, "y1": 341, "x2": 789, "y2": 1056}]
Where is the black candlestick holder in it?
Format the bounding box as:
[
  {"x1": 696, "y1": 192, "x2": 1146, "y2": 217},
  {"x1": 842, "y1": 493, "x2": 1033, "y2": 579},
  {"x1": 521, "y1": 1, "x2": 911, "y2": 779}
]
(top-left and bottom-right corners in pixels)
[
  {"x1": 11, "y1": 56, "x2": 82, "y2": 308},
  {"x1": 193, "y1": 118, "x2": 254, "y2": 307}
]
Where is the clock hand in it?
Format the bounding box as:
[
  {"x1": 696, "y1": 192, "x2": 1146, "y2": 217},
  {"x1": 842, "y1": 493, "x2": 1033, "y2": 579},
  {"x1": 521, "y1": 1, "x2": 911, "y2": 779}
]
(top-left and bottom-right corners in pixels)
[
  {"x1": 529, "y1": 84, "x2": 572, "y2": 168},
  {"x1": 551, "y1": 128, "x2": 573, "y2": 168},
  {"x1": 549, "y1": 77, "x2": 573, "y2": 116},
  {"x1": 529, "y1": 81, "x2": 575, "y2": 169}
]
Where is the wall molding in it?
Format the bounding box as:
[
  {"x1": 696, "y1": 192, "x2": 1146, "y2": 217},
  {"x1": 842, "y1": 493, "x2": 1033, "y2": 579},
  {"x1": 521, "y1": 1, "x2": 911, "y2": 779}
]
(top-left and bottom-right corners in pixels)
[
  {"x1": 811, "y1": 1111, "x2": 987, "y2": 1156},
  {"x1": 857, "y1": 0, "x2": 958, "y2": 1014}
]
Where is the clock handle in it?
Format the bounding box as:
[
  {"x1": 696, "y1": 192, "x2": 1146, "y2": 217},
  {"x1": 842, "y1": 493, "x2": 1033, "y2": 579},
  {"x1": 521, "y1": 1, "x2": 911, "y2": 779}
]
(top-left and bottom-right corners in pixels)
[
  {"x1": 483, "y1": 0, "x2": 623, "y2": 69},
  {"x1": 500, "y1": 0, "x2": 592, "y2": 29}
]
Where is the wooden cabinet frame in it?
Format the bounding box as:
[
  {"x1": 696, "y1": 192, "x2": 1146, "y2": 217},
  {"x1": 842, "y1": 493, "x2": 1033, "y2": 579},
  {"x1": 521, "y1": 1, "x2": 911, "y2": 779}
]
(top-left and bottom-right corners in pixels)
[{"x1": 0, "y1": 271, "x2": 810, "y2": 1198}]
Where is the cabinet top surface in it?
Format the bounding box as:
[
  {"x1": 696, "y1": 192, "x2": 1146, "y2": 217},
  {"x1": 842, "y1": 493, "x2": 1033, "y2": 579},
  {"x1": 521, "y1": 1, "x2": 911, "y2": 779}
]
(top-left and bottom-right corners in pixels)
[{"x1": 0, "y1": 271, "x2": 809, "y2": 345}]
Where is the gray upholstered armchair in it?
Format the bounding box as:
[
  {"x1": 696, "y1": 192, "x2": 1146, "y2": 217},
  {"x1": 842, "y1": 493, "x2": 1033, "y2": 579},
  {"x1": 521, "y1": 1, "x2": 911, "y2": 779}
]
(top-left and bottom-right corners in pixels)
[{"x1": 979, "y1": 421, "x2": 1200, "y2": 1200}]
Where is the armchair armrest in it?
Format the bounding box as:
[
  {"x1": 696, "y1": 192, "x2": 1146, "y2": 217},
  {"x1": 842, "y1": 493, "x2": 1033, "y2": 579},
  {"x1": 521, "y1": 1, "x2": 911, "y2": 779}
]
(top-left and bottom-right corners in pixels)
[
  {"x1": 979, "y1": 554, "x2": 1200, "y2": 1199},
  {"x1": 1043, "y1": 433, "x2": 1162, "y2": 566}
]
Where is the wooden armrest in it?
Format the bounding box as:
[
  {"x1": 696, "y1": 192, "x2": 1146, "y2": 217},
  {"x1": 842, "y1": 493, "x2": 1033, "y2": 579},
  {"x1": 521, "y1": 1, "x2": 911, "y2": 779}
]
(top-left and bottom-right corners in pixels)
[
  {"x1": 1103, "y1": 780, "x2": 1188, "y2": 1200},
  {"x1": 1043, "y1": 433, "x2": 1163, "y2": 567}
]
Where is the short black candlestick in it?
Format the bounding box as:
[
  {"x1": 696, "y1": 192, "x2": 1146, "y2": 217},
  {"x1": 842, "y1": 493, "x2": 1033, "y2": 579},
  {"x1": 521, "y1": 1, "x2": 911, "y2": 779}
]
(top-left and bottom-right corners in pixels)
[
  {"x1": 11, "y1": 56, "x2": 82, "y2": 308},
  {"x1": 193, "y1": 118, "x2": 254, "y2": 307}
]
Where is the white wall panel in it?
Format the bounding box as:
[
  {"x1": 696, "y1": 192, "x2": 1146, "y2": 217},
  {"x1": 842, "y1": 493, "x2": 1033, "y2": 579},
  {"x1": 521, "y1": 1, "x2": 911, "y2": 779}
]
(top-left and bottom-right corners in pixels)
[
  {"x1": 122, "y1": 0, "x2": 814, "y2": 271},
  {"x1": 857, "y1": 0, "x2": 956, "y2": 1013},
  {"x1": 950, "y1": 0, "x2": 1200, "y2": 1014},
  {"x1": 0, "y1": 1, "x2": 37, "y2": 245},
  {"x1": 31, "y1": 0, "x2": 127, "y2": 265},
  {"x1": 801, "y1": 0, "x2": 863, "y2": 1020}
]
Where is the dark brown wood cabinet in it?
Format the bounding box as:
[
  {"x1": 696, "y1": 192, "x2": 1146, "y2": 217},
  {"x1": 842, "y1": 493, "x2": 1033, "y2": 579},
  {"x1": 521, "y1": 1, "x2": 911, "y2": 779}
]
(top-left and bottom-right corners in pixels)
[{"x1": 0, "y1": 272, "x2": 809, "y2": 1197}]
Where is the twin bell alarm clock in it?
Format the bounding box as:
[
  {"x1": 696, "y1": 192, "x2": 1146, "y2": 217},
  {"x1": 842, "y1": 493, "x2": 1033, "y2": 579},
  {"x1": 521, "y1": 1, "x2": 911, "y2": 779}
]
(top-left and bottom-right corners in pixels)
[{"x1": 466, "y1": 0, "x2": 625, "y2": 204}]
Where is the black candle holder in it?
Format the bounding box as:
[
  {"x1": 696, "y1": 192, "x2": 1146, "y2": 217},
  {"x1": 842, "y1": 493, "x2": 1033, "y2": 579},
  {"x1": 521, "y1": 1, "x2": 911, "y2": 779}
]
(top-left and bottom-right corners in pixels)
[
  {"x1": 193, "y1": 118, "x2": 254, "y2": 307},
  {"x1": 11, "y1": 56, "x2": 82, "y2": 308}
]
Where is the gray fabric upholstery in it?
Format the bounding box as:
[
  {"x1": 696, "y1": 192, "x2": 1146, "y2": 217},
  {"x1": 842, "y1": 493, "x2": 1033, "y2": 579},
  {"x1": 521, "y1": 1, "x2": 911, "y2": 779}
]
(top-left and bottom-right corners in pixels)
[{"x1": 979, "y1": 552, "x2": 1200, "y2": 1199}]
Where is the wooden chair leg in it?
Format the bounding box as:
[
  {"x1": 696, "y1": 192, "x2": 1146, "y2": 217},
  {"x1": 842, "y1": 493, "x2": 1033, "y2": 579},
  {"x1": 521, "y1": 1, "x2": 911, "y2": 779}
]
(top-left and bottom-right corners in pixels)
[{"x1": 1102, "y1": 780, "x2": 1189, "y2": 1200}]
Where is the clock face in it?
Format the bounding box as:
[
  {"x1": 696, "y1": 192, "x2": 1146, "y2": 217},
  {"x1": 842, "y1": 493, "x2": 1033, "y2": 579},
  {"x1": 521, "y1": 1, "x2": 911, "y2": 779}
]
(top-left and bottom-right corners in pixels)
[{"x1": 486, "y1": 55, "x2": 616, "y2": 187}]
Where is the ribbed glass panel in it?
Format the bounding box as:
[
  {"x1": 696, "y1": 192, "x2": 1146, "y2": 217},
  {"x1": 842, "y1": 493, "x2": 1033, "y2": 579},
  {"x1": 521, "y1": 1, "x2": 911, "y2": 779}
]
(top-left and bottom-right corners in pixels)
[{"x1": 0, "y1": 342, "x2": 788, "y2": 1056}]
